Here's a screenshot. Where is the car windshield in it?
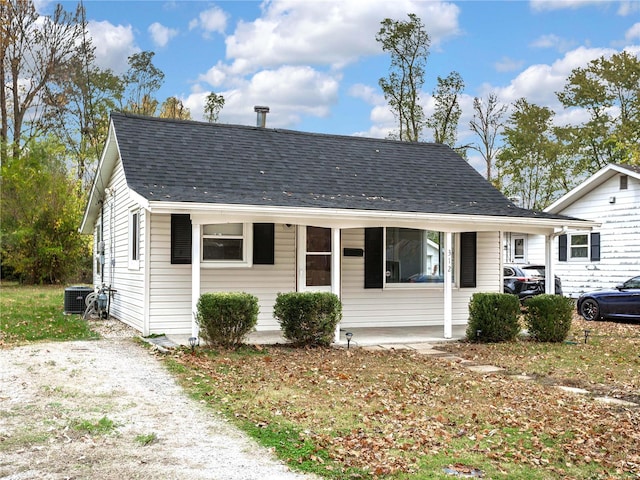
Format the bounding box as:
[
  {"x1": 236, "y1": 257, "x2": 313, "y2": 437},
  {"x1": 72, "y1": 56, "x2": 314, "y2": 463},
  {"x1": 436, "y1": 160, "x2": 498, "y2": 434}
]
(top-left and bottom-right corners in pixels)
[{"x1": 623, "y1": 277, "x2": 640, "y2": 289}]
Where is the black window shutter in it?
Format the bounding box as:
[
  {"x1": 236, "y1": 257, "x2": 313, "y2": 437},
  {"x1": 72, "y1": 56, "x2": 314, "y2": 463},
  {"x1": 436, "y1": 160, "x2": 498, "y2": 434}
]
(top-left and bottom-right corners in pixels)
[
  {"x1": 253, "y1": 223, "x2": 275, "y2": 265},
  {"x1": 558, "y1": 234, "x2": 567, "y2": 262},
  {"x1": 459, "y1": 232, "x2": 477, "y2": 288},
  {"x1": 171, "y1": 214, "x2": 192, "y2": 264},
  {"x1": 590, "y1": 232, "x2": 600, "y2": 262},
  {"x1": 364, "y1": 227, "x2": 383, "y2": 289}
]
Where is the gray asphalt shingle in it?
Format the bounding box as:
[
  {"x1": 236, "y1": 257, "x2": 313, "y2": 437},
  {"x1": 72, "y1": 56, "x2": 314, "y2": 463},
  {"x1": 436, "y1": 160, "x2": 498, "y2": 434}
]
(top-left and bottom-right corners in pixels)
[{"x1": 112, "y1": 112, "x2": 566, "y2": 220}]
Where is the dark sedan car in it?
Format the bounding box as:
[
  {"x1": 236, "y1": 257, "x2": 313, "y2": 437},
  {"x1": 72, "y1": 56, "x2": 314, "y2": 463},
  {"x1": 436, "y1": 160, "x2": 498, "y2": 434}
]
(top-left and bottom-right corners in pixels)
[
  {"x1": 577, "y1": 276, "x2": 640, "y2": 321},
  {"x1": 504, "y1": 264, "x2": 563, "y2": 301}
]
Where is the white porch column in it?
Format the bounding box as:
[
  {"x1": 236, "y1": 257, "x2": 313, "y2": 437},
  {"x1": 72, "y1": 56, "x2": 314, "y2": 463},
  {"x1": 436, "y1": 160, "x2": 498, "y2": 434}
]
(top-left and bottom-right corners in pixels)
[
  {"x1": 443, "y1": 231, "x2": 453, "y2": 339},
  {"x1": 332, "y1": 228, "x2": 342, "y2": 343},
  {"x1": 191, "y1": 221, "x2": 201, "y2": 338},
  {"x1": 545, "y1": 233, "x2": 555, "y2": 294}
]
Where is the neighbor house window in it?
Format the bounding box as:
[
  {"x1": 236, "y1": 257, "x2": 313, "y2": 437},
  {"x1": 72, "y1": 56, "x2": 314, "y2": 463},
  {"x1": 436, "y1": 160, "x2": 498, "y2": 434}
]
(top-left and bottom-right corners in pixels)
[
  {"x1": 385, "y1": 228, "x2": 446, "y2": 284},
  {"x1": 620, "y1": 175, "x2": 628, "y2": 190},
  {"x1": 559, "y1": 232, "x2": 600, "y2": 262},
  {"x1": 202, "y1": 223, "x2": 246, "y2": 262},
  {"x1": 569, "y1": 233, "x2": 588, "y2": 259},
  {"x1": 129, "y1": 209, "x2": 140, "y2": 269}
]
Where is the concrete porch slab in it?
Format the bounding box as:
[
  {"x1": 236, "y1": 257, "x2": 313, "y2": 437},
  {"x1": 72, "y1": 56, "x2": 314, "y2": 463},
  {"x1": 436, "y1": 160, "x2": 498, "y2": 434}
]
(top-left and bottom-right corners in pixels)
[{"x1": 166, "y1": 325, "x2": 467, "y2": 348}]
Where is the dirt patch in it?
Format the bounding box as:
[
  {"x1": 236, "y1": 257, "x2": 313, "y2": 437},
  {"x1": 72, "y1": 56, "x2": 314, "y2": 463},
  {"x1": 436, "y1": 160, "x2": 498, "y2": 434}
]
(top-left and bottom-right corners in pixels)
[{"x1": 0, "y1": 321, "x2": 316, "y2": 480}]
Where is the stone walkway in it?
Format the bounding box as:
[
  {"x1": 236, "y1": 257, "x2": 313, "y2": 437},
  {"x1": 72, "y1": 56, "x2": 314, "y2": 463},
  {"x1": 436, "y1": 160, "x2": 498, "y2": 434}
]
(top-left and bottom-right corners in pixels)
[{"x1": 364, "y1": 342, "x2": 639, "y2": 408}]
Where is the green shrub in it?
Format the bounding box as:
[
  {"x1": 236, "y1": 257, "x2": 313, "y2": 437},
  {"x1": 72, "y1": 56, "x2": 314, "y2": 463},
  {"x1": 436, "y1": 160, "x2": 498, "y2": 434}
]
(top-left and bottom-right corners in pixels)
[
  {"x1": 196, "y1": 292, "x2": 259, "y2": 348},
  {"x1": 466, "y1": 292, "x2": 521, "y2": 342},
  {"x1": 524, "y1": 294, "x2": 574, "y2": 342},
  {"x1": 273, "y1": 292, "x2": 342, "y2": 347}
]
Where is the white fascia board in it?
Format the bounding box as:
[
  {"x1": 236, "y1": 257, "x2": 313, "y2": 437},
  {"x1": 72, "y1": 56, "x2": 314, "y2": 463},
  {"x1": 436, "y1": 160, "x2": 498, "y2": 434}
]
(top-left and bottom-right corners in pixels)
[
  {"x1": 146, "y1": 201, "x2": 597, "y2": 234},
  {"x1": 545, "y1": 164, "x2": 640, "y2": 214}
]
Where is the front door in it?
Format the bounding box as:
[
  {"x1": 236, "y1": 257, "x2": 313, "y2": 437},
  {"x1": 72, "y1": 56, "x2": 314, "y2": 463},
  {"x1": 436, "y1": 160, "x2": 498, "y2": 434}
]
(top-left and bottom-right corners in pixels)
[{"x1": 297, "y1": 226, "x2": 332, "y2": 292}]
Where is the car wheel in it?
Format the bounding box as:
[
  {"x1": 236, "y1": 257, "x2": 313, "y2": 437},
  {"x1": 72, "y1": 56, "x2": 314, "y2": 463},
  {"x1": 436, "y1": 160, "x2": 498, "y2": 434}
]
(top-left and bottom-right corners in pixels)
[{"x1": 580, "y1": 298, "x2": 600, "y2": 321}]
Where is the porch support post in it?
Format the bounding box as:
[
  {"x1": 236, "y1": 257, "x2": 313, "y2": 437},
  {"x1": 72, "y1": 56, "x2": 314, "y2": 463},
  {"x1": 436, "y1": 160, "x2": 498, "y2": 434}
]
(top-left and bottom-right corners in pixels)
[
  {"x1": 332, "y1": 228, "x2": 342, "y2": 343},
  {"x1": 191, "y1": 221, "x2": 201, "y2": 338},
  {"x1": 443, "y1": 231, "x2": 453, "y2": 339},
  {"x1": 545, "y1": 233, "x2": 554, "y2": 294}
]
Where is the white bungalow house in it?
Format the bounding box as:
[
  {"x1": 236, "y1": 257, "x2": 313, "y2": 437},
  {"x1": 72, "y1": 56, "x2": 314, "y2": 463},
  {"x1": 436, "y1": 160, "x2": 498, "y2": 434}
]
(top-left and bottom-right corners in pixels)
[{"x1": 80, "y1": 112, "x2": 593, "y2": 340}]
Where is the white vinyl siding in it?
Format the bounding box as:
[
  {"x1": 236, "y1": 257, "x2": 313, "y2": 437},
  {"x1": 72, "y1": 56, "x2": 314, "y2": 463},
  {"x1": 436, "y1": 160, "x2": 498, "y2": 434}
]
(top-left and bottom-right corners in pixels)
[
  {"x1": 96, "y1": 158, "x2": 145, "y2": 332},
  {"x1": 554, "y1": 173, "x2": 640, "y2": 297},
  {"x1": 147, "y1": 218, "x2": 296, "y2": 334},
  {"x1": 340, "y1": 229, "x2": 498, "y2": 328}
]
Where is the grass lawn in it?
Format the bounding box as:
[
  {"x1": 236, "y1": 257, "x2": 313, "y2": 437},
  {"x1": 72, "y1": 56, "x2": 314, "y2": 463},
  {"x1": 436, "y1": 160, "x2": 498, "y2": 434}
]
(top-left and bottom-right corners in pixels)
[
  {"x1": 169, "y1": 317, "x2": 640, "y2": 479},
  {"x1": 2, "y1": 284, "x2": 638, "y2": 478},
  {"x1": 0, "y1": 282, "x2": 99, "y2": 345}
]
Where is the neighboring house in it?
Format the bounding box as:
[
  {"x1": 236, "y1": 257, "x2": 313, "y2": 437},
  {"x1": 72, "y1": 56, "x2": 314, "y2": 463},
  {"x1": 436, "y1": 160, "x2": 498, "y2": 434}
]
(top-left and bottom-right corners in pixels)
[
  {"x1": 539, "y1": 164, "x2": 640, "y2": 298},
  {"x1": 80, "y1": 112, "x2": 592, "y2": 339}
]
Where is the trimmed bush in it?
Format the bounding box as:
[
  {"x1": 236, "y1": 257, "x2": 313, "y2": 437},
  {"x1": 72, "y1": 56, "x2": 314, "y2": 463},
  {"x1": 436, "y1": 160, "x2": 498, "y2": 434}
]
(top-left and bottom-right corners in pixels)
[
  {"x1": 196, "y1": 292, "x2": 259, "y2": 348},
  {"x1": 524, "y1": 294, "x2": 574, "y2": 343},
  {"x1": 466, "y1": 292, "x2": 521, "y2": 342},
  {"x1": 273, "y1": 292, "x2": 342, "y2": 347}
]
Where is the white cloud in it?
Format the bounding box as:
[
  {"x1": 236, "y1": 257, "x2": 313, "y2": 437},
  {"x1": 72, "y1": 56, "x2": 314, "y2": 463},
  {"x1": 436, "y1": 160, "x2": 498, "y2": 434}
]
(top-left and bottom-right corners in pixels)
[
  {"x1": 625, "y1": 22, "x2": 640, "y2": 41},
  {"x1": 189, "y1": 6, "x2": 228, "y2": 37},
  {"x1": 148, "y1": 22, "x2": 178, "y2": 48},
  {"x1": 530, "y1": 34, "x2": 576, "y2": 52},
  {"x1": 494, "y1": 57, "x2": 525, "y2": 73},
  {"x1": 618, "y1": 1, "x2": 640, "y2": 16},
  {"x1": 223, "y1": 0, "x2": 460, "y2": 75},
  {"x1": 189, "y1": 66, "x2": 341, "y2": 127},
  {"x1": 494, "y1": 46, "x2": 617, "y2": 110},
  {"x1": 348, "y1": 84, "x2": 385, "y2": 106},
  {"x1": 87, "y1": 20, "x2": 138, "y2": 74},
  {"x1": 530, "y1": 0, "x2": 604, "y2": 12}
]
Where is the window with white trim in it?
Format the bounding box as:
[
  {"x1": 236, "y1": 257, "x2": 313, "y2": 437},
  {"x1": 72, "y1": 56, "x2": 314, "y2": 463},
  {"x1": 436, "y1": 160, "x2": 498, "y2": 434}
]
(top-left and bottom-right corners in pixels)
[
  {"x1": 202, "y1": 223, "x2": 249, "y2": 263},
  {"x1": 129, "y1": 209, "x2": 140, "y2": 269},
  {"x1": 569, "y1": 233, "x2": 588, "y2": 259}
]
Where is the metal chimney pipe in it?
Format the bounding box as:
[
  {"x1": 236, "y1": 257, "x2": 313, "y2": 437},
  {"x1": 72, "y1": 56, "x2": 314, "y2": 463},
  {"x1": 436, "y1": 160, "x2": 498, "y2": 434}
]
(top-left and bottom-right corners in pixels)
[{"x1": 254, "y1": 106, "x2": 270, "y2": 127}]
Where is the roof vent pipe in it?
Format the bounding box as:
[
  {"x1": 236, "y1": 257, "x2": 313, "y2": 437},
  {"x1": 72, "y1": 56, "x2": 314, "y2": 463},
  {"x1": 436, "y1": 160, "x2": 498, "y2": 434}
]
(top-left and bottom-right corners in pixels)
[{"x1": 254, "y1": 106, "x2": 270, "y2": 128}]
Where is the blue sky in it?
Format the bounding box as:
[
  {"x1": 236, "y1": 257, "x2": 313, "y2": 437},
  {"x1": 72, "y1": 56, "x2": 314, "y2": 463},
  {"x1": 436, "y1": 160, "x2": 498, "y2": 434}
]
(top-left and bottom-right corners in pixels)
[{"x1": 47, "y1": 0, "x2": 639, "y2": 174}]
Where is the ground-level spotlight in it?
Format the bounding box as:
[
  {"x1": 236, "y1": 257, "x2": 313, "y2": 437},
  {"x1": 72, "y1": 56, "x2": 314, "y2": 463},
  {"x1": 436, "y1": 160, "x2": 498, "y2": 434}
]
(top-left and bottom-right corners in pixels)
[
  {"x1": 584, "y1": 329, "x2": 591, "y2": 344},
  {"x1": 188, "y1": 336, "x2": 199, "y2": 353},
  {"x1": 345, "y1": 332, "x2": 353, "y2": 349}
]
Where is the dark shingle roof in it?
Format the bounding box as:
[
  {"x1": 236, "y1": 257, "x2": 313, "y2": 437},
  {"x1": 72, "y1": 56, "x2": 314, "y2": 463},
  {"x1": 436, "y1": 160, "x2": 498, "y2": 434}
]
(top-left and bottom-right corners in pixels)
[{"x1": 111, "y1": 112, "x2": 562, "y2": 220}]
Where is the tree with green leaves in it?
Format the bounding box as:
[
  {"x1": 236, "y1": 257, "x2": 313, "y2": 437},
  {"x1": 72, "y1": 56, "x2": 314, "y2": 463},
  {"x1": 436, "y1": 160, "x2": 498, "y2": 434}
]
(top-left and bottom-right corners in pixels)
[
  {"x1": 427, "y1": 71, "x2": 464, "y2": 149},
  {"x1": 376, "y1": 13, "x2": 430, "y2": 142},
  {"x1": 122, "y1": 51, "x2": 164, "y2": 116},
  {"x1": 159, "y1": 96, "x2": 191, "y2": 120},
  {"x1": 496, "y1": 99, "x2": 571, "y2": 210},
  {"x1": 204, "y1": 92, "x2": 225, "y2": 123},
  {"x1": 0, "y1": 1, "x2": 84, "y2": 162},
  {"x1": 1, "y1": 138, "x2": 91, "y2": 284},
  {"x1": 42, "y1": 9, "x2": 122, "y2": 187},
  {"x1": 557, "y1": 51, "x2": 640, "y2": 174},
  {"x1": 469, "y1": 93, "x2": 508, "y2": 182}
]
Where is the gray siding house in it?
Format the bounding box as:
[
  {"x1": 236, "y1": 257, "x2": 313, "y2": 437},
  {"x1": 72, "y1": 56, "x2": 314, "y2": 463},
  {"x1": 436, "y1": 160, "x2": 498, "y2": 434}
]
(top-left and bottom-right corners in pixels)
[{"x1": 80, "y1": 112, "x2": 592, "y2": 339}]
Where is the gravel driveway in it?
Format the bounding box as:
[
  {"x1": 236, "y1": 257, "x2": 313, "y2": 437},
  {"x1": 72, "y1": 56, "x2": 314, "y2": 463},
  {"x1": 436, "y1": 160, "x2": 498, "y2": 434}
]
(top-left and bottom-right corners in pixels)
[{"x1": 0, "y1": 321, "x2": 317, "y2": 480}]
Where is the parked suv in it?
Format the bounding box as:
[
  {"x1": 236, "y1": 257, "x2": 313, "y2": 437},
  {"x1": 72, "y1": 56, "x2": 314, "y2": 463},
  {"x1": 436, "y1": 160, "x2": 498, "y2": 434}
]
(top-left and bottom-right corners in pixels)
[{"x1": 504, "y1": 264, "x2": 562, "y2": 301}]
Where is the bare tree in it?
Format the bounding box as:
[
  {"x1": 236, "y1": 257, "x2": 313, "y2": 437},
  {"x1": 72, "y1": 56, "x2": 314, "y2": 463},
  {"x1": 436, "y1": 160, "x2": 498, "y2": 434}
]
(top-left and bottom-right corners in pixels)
[
  {"x1": 469, "y1": 93, "x2": 507, "y2": 181},
  {"x1": 0, "y1": 1, "x2": 84, "y2": 161}
]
